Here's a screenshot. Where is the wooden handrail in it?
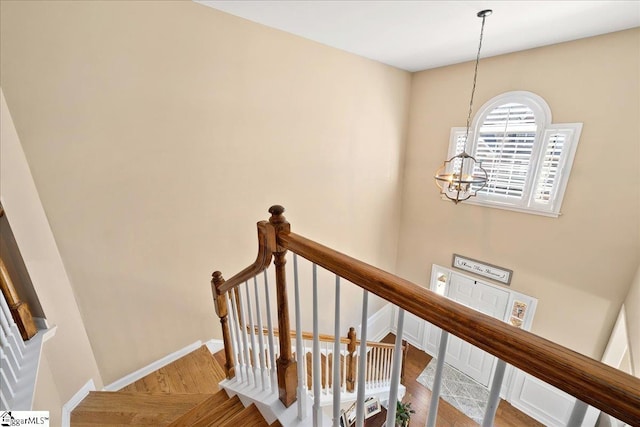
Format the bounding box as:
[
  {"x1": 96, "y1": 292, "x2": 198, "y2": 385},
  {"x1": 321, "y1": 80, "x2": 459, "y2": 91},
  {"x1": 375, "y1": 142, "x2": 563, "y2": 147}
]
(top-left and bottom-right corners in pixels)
[
  {"x1": 210, "y1": 220, "x2": 275, "y2": 380},
  {"x1": 278, "y1": 230, "x2": 640, "y2": 425},
  {"x1": 213, "y1": 220, "x2": 275, "y2": 295}
]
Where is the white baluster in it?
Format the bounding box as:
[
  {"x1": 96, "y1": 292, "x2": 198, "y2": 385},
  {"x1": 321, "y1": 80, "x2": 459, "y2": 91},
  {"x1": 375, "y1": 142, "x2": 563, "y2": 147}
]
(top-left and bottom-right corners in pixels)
[
  {"x1": 380, "y1": 348, "x2": 386, "y2": 387},
  {"x1": 482, "y1": 358, "x2": 507, "y2": 426},
  {"x1": 324, "y1": 341, "x2": 329, "y2": 395},
  {"x1": 1, "y1": 385, "x2": 9, "y2": 411},
  {"x1": 0, "y1": 346, "x2": 17, "y2": 389},
  {"x1": 244, "y1": 281, "x2": 259, "y2": 386},
  {"x1": 379, "y1": 348, "x2": 385, "y2": 387},
  {"x1": 374, "y1": 347, "x2": 381, "y2": 388},
  {"x1": 385, "y1": 308, "x2": 405, "y2": 427},
  {"x1": 293, "y1": 254, "x2": 307, "y2": 419},
  {"x1": 377, "y1": 348, "x2": 383, "y2": 385},
  {"x1": 229, "y1": 290, "x2": 245, "y2": 382},
  {"x1": 332, "y1": 275, "x2": 341, "y2": 427},
  {"x1": 263, "y1": 270, "x2": 278, "y2": 393},
  {"x1": 0, "y1": 299, "x2": 24, "y2": 360},
  {"x1": 356, "y1": 289, "x2": 369, "y2": 427},
  {"x1": 237, "y1": 286, "x2": 252, "y2": 383},
  {"x1": 427, "y1": 330, "x2": 449, "y2": 427},
  {"x1": 566, "y1": 399, "x2": 589, "y2": 427},
  {"x1": 0, "y1": 324, "x2": 20, "y2": 376},
  {"x1": 388, "y1": 348, "x2": 394, "y2": 385},
  {"x1": 225, "y1": 292, "x2": 239, "y2": 382},
  {"x1": 367, "y1": 346, "x2": 372, "y2": 389},
  {"x1": 342, "y1": 342, "x2": 346, "y2": 393},
  {"x1": 253, "y1": 276, "x2": 267, "y2": 391},
  {"x1": 0, "y1": 347, "x2": 16, "y2": 400},
  {"x1": 371, "y1": 347, "x2": 376, "y2": 387},
  {"x1": 384, "y1": 348, "x2": 391, "y2": 386},
  {"x1": 312, "y1": 264, "x2": 322, "y2": 427},
  {"x1": 301, "y1": 337, "x2": 308, "y2": 393}
]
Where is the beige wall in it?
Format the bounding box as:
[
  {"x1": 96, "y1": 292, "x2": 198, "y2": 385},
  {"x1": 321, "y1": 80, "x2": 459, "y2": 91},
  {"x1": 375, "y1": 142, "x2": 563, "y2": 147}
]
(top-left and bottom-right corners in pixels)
[
  {"x1": 32, "y1": 356, "x2": 63, "y2": 426},
  {"x1": 398, "y1": 28, "x2": 640, "y2": 358},
  {"x1": 0, "y1": 1, "x2": 410, "y2": 384},
  {"x1": 1, "y1": 89, "x2": 103, "y2": 425}
]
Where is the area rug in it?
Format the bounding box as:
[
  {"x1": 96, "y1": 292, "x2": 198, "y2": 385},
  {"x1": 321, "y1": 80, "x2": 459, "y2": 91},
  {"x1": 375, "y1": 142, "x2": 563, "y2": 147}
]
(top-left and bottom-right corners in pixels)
[{"x1": 416, "y1": 359, "x2": 489, "y2": 424}]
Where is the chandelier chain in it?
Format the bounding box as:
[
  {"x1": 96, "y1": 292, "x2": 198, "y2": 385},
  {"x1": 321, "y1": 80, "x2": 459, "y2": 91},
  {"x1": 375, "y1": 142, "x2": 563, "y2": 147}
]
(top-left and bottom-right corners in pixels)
[{"x1": 464, "y1": 13, "x2": 488, "y2": 148}]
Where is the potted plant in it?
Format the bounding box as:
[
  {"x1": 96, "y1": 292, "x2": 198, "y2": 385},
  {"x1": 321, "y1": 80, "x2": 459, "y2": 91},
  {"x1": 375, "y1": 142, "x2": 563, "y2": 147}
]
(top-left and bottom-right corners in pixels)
[{"x1": 396, "y1": 400, "x2": 415, "y2": 427}]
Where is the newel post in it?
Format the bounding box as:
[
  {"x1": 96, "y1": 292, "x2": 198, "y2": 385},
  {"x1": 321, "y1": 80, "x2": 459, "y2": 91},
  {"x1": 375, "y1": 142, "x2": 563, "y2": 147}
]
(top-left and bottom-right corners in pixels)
[
  {"x1": 269, "y1": 205, "x2": 298, "y2": 407},
  {"x1": 346, "y1": 327, "x2": 357, "y2": 392},
  {"x1": 212, "y1": 271, "x2": 235, "y2": 379},
  {"x1": 401, "y1": 340, "x2": 409, "y2": 384}
]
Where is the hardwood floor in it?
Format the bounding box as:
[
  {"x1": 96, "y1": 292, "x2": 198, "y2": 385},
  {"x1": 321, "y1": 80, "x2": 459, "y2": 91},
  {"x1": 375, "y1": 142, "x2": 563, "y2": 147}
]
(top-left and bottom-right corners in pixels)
[
  {"x1": 120, "y1": 345, "x2": 225, "y2": 394},
  {"x1": 381, "y1": 334, "x2": 543, "y2": 426},
  {"x1": 71, "y1": 346, "x2": 280, "y2": 426}
]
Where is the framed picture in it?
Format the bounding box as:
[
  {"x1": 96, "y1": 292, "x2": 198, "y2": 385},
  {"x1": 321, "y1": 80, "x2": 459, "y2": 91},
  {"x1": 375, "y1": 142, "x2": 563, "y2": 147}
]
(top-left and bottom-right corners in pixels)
[
  {"x1": 364, "y1": 397, "x2": 381, "y2": 418},
  {"x1": 339, "y1": 412, "x2": 347, "y2": 427},
  {"x1": 340, "y1": 402, "x2": 357, "y2": 426}
]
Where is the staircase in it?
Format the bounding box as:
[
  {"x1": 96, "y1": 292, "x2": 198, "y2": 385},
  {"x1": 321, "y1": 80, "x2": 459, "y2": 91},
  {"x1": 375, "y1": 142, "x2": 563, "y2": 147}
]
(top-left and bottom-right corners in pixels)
[
  {"x1": 70, "y1": 205, "x2": 640, "y2": 426},
  {"x1": 70, "y1": 345, "x2": 281, "y2": 427}
]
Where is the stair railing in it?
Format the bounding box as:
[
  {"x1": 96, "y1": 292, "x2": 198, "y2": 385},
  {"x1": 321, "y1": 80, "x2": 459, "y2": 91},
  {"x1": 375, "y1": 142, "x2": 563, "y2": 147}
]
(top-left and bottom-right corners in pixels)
[
  {"x1": 213, "y1": 206, "x2": 640, "y2": 427},
  {"x1": 245, "y1": 326, "x2": 406, "y2": 396}
]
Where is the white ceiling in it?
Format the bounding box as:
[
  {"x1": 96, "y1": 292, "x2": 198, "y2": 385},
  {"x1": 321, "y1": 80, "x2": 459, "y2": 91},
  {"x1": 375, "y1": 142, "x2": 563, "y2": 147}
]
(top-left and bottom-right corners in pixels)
[{"x1": 196, "y1": 1, "x2": 640, "y2": 72}]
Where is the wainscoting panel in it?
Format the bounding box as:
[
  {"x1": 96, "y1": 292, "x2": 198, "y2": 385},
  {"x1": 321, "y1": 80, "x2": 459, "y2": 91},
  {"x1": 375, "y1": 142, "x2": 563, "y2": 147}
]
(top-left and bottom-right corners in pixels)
[
  {"x1": 359, "y1": 303, "x2": 393, "y2": 343},
  {"x1": 509, "y1": 370, "x2": 575, "y2": 427}
]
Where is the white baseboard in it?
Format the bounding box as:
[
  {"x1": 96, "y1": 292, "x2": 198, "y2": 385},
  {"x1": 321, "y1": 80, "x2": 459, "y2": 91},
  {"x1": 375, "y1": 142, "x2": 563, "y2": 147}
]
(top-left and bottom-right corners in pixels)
[
  {"x1": 103, "y1": 341, "x2": 203, "y2": 391},
  {"x1": 204, "y1": 339, "x2": 225, "y2": 354},
  {"x1": 62, "y1": 379, "x2": 95, "y2": 427}
]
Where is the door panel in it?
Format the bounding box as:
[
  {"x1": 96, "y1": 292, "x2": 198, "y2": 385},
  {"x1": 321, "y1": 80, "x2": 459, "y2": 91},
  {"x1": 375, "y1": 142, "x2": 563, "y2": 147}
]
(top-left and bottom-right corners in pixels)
[
  {"x1": 444, "y1": 273, "x2": 510, "y2": 386},
  {"x1": 446, "y1": 335, "x2": 464, "y2": 360}
]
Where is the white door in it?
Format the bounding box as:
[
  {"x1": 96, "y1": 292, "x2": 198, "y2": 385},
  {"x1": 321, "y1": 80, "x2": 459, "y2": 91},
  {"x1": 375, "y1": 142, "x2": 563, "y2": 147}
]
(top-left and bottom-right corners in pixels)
[{"x1": 443, "y1": 274, "x2": 509, "y2": 386}]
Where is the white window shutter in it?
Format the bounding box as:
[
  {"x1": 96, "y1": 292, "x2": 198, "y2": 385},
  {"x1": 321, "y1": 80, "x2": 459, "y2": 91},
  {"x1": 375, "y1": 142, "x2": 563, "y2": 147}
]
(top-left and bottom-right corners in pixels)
[
  {"x1": 473, "y1": 103, "x2": 537, "y2": 200},
  {"x1": 447, "y1": 127, "x2": 467, "y2": 175},
  {"x1": 530, "y1": 124, "x2": 583, "y2": 214}
]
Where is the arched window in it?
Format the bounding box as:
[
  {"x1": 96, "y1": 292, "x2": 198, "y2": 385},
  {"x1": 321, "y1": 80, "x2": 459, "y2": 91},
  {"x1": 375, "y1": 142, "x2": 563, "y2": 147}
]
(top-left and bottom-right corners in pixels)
[{"x1": 447, "y1": 91, "x2": 582, "y2": 216}]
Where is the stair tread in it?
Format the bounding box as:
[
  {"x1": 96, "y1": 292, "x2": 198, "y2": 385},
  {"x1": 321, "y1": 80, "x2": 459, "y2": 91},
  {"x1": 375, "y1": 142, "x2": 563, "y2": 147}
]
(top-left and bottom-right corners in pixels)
[
  {"x1": 218, "y1": 404, "x2": 268, "y2": 427},
  {"x1": 187, "y1": 394, "x2": 244, "y2": 427},
  {"x1": 119, "y1": 345, "x2": 225, "y2": 394},
  {"x1": 167, "y1": 389, "x2": 230, "y2": 427},
  {"x1": 70, "y1": 391, "x2": 210, "y2": 426}
]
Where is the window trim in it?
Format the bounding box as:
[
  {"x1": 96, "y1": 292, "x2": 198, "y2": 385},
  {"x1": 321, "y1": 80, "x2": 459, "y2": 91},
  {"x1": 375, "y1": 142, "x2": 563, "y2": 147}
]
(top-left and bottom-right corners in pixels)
[{"x1": 445, "y1": 91, "x2": 582, "y2": 217}]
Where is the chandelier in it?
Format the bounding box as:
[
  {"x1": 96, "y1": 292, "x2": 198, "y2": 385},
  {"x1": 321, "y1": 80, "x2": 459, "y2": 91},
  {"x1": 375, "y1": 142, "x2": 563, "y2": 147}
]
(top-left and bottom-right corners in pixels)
[{"x1": 434, "y1": 10, "x2": 492, "y2": 204}]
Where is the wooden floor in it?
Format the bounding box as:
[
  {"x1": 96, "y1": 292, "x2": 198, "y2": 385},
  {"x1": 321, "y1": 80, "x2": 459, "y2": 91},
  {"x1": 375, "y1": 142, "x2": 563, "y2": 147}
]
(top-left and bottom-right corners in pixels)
[
  {"x1": 71, "y1": 345, "x2": 280, "y2": 427},
  {"x1": 120, "y1": 345, "x2": 225, "y2": 394},
  {"x1": 381, "y1": 334, "x2": 543, "y2": 427}
]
